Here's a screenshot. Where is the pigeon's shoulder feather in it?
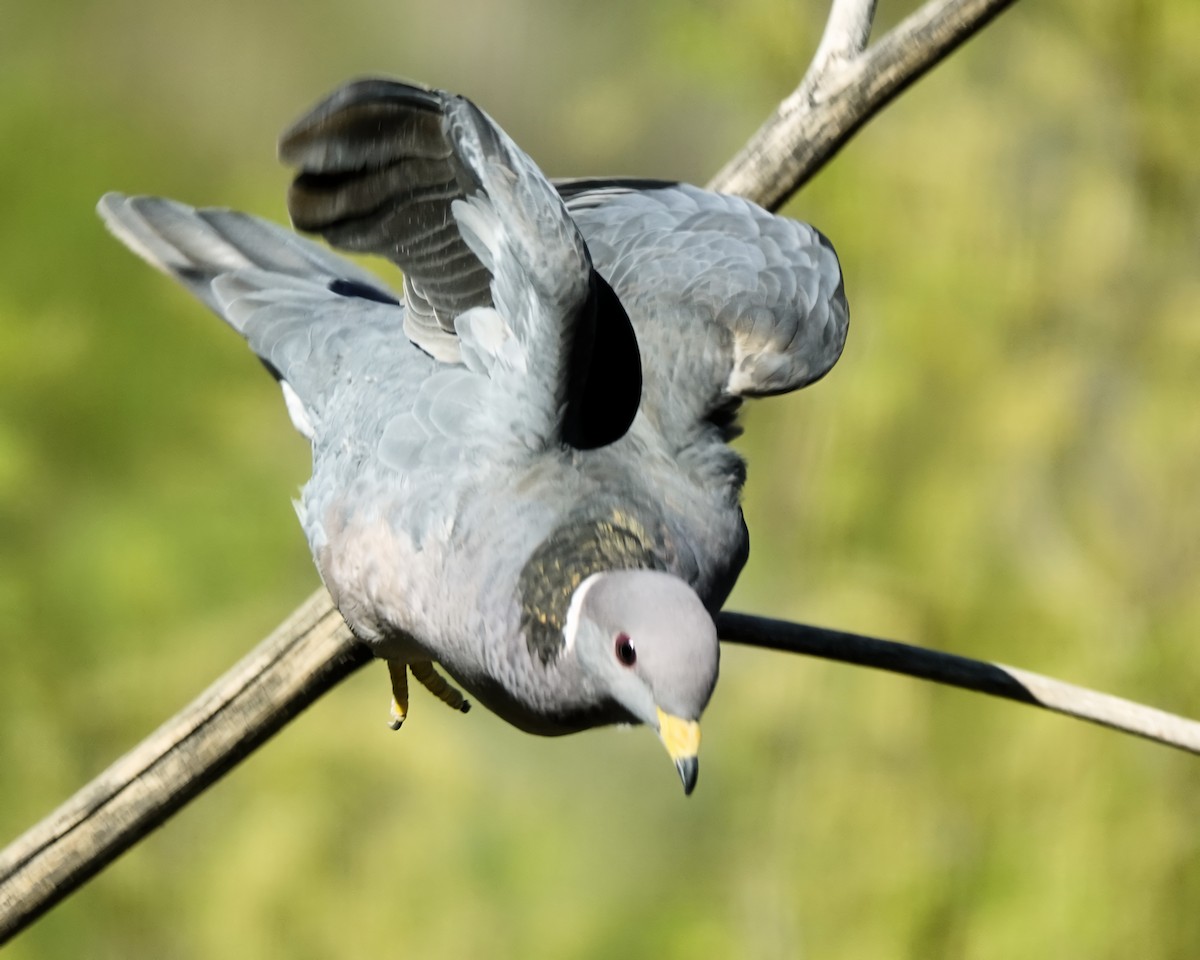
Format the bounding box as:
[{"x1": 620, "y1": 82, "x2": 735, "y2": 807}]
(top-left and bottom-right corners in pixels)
[{"x1": 566, "y1": 181, "x2": 849, "y2": 436}]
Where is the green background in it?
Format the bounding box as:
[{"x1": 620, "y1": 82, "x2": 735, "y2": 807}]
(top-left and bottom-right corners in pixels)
[{"x1": 3, "y1": 0, "x2": 1199, "y2": 956}]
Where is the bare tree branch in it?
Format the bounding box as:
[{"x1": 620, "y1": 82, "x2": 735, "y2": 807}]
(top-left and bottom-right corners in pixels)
[
  {"x1": 0, "y1": 592, "x2": 369, "y2": 943},
  {"x1": 5, "y1": 587, "x2": 1199, "y2": 942},
  {"x1": 9, "y1": 0, "x2": 1187, "y2": 946},
  {"x1": 718, "y1": 614, "x2": 1200, "y2": 754},
  {"x1": 708, "y1": 0, "x2": 1019, "y2": 210},
  {"x1": 808, "y1": 0, "x2": 877, "y2": 80}
]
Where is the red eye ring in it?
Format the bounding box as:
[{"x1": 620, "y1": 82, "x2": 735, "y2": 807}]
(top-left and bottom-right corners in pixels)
[{"x1": 614, "y1": 633, "x2": 637, "y2": 667}]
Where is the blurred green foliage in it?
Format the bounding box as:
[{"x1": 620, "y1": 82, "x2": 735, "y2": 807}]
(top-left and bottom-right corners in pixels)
[{"x1": 2, "y1": 0, "x2": 1199, "y2": 956}]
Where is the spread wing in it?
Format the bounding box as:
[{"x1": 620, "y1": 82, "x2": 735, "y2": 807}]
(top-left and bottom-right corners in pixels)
[
  {"x1": 95, "y1": 192, "x2": 420, "y2": 445},
  {"x1": 558, "y1": 179, "x2": 849, "y2": 445},
  {"x1": 98, "y1": 192, "x2": 541, "y2": 553},
  {"x1": 279, "y1": 78, "x2": 642, "y2": 451}
]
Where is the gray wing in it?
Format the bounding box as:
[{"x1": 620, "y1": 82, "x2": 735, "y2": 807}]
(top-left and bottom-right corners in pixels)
[
  {"x1": 280, "y1": 80, "x2": 488, "y2": 363},
  {"x1": 279, "y1": 78, "x2": 642, "y2": 451},
  {"x1": 97, "y1": 192, "x2": 531, "y2": 555},
  {"x1": 96, "y1": 194, "x2": 536, "y2": 481},
  {"x1": 560, "y1": 180, "x2": 849, "y2": 443},
  {"x1": 96, "y1": 192, "x2": 417, "y2": 442}
]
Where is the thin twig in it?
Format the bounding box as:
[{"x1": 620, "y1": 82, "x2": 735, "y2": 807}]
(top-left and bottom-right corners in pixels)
[
  {"x1": 808, "y1": 0, "x2": 878, "y2": 80},
  {"x1": 718, "y1": 613, "x2": 1200, "y2": 754},
  {"x1": 708, "y1": 0, "x2": 1019, "y2": 210}
]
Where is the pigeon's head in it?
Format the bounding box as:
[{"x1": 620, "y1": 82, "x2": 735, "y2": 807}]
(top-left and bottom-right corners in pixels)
[{"x1": 566, "y1": 569, "x2": 719, "y2": 794}]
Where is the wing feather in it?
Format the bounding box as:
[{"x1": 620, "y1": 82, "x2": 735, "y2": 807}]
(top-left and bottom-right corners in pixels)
[
  {"x1": 280, "y1": 78, "x2": 642, "y2": 451},
  {"x1": 563, "y1": 181, "x2": 849, "y2": 444}
]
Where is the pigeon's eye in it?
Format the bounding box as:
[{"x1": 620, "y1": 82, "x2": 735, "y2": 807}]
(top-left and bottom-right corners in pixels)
[{"x1": 614, "y1": 633, "x2": 637, "y2": 667}]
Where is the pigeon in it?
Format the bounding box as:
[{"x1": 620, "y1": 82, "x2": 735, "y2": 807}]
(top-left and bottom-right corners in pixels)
[{"x1": 98, "y1": 78, "x2": 848, "y2": 794}]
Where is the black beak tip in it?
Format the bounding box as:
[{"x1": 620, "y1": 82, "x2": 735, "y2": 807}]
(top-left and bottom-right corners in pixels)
[{"x1": 675, "y1": 756, "x2": 699, "y2": 796}]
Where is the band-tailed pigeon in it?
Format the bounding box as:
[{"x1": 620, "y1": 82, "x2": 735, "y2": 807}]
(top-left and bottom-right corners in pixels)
[{"x1": 98, "y1": 78, "x2": 848, "y2": 793}]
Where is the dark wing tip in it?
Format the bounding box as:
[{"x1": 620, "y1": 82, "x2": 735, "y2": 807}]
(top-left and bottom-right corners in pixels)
[
  {"x1": 561, "y1": 272, "x2": 642, "y2": 451},
  {"x1": 278, "y1": 77, "x2": 447, "y2": 170},
  {"x1": 277, "y1": 76, "x2": 501, "y2": 347},
  {"x1": 328, "y1": 277, "x2": 401, "y2": 306},
  {"x1": 554, "y1": 177, "x2": 683, "y2": 212}
]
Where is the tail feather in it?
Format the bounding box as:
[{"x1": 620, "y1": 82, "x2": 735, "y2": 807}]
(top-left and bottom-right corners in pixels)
[
  {"x1": 97, "y1": 192, "x2": 410, "y2": 440},
  {"x1": 97, "y1": 192, "x2": 391, "y2": 325}
]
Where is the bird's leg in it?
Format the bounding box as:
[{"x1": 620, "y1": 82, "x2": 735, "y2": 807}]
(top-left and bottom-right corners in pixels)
[
  {"x1": 387, "y1": 660, "x2": 410, "y2": 730},
  {"x1": 409, "y1": 660, "x2": 471, "y2": 714}
]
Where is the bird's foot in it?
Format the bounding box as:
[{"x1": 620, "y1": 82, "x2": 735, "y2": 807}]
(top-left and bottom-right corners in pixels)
[
  {"x1": 387, "y1": 660, "x2": 409, "y2": 730},
  {"x1": 409, "y1": 660, "x2": 471, "y2": 714}
]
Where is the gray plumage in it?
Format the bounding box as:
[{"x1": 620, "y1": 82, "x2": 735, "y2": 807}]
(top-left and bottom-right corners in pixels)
[{"x1": 98, "y1": 77, "x2": 848, "y2": 792}]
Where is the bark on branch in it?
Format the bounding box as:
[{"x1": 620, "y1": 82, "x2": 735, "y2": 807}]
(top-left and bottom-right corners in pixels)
[
  {"x1": 0, "y1": 592, "x2": 369, "y2": 942},
  {"x1": 709, "y1": 0, "x2": 1019, "y2": 210}
]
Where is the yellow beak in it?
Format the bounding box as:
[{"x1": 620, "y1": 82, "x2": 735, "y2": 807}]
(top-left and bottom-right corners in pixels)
[{"x1": 656, "y1": 708, "x2": 701, "y2": 795}]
